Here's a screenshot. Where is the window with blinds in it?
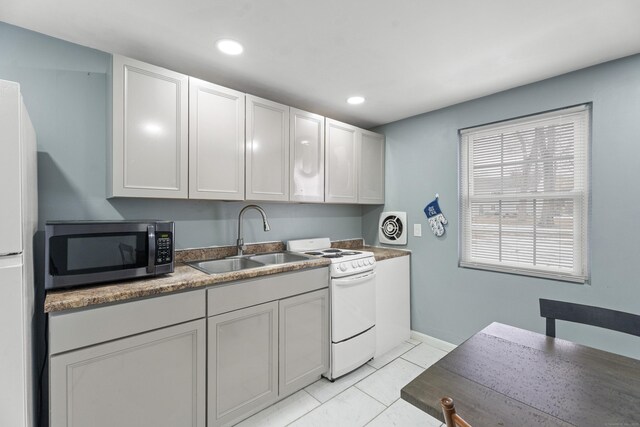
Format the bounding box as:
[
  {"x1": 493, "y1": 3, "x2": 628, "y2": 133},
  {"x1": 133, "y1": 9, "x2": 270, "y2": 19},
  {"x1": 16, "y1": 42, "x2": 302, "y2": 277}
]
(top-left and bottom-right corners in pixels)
[{"x1": 459, "y1": 105, "x2": 590, "y2": 282}]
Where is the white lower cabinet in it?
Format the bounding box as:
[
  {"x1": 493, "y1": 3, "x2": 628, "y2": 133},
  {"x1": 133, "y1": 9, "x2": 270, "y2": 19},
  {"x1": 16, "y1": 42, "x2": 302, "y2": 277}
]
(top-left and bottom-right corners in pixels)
[
  {"x1": 208, "y1": 302, "x2": 279, "y2": 427},
  {"x1": 207, "y1": 269, "x2": 329, "y2": 426},
  {"x1": 374, "y1": 255, "x2": 411, "y2": 358},
  {"x1": 279, "y1": 289, "x2": 329, "y2": 397},
  {"x1": 48, "y1": 289, "x2": 207, "y2": 427},
  {"x1": 48, "y1": 270, "x2": 329, "y2": 427},
  {"x1": 50, "y1": 319, "x2": 206, "y2": 427}
]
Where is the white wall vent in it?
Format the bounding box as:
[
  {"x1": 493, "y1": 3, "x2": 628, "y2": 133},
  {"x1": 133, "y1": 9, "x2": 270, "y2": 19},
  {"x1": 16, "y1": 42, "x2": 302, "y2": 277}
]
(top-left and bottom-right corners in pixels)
[{"x1": 378, "y1": 211, "x2": 407, "y2": 245}]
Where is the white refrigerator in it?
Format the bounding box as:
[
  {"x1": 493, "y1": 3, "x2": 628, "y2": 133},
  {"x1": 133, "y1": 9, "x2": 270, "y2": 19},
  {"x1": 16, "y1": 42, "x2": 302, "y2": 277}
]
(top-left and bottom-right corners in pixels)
[{"x1": 0, "y1": 79, "x2": 38, "y2": 427}]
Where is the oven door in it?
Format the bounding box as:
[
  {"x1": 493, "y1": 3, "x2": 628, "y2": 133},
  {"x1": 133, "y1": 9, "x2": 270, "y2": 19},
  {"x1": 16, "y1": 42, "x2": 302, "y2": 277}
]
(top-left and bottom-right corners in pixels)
[{"x1": 331, "y1": 271, "x2": 376, "y2": 343}]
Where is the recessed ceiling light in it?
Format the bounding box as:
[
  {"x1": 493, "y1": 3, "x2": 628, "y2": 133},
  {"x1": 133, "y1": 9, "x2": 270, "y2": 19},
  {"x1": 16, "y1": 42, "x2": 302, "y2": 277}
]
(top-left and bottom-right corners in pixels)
[
  {"x1": 216, "y1": 39, "x2": 244, "y2": 55},
  {"x1": 347, "y1": 96, "x2": 365, "y2": 105}
]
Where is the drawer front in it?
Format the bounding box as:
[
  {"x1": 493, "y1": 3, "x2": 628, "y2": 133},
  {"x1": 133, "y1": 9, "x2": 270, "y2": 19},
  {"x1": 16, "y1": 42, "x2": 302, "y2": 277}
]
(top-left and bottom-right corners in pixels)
[
  {"x1": 207, "y1": 267, "x2": 328, "y2": 317},
  {"x1": 50, "y1": 289, "x2": 206, "y2": 354}
]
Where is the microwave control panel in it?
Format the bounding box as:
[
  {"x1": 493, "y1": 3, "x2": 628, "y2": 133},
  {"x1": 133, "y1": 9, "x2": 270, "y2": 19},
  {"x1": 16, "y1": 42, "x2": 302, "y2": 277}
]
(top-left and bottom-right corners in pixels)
[{"x1": 156, "y1": 232, "x2": 173, "y2": 265}]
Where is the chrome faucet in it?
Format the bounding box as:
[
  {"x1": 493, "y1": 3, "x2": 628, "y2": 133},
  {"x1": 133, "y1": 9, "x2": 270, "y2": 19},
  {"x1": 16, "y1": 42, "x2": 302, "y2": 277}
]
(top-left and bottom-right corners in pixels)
[{"x1": 236, "y1": 205, "x2": 271, "y2": 256}]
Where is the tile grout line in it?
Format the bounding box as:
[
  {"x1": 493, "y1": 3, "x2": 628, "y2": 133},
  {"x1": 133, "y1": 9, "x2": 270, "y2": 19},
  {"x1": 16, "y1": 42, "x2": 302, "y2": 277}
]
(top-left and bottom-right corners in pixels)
[
  {"x1": 356, "y1": 350, "x2": 434, "y2": 420},
  {"x1": 283, "y1": 389, "x2": 324, "y2": 427},
  {"x1": 304, "y1": 368, "x2": 375, "y2": 404},
  {"x1": 341, "y1": 364, "x2": 379, "y2": 391},
  {"x1": 399, "y1": 343, "x2": 450, "y2": 370},
  {"x1": 290, "y1": 344, "x2": 443, "y2": 425},
  {"x1": 363, "y1": 397, "x2": 402, "y2": 426},
  {"x1": 399, "y1": 354, "x2": 438, "y2": 371},
  {"x1": 257, "y1": 342, "x2": 440, "y2": 427},
  {"x1": 284, "y1": 385, "x2": 372, "y2": 427},
  {"x1": 301, "y1": 388, "x2": 322, "y2": 405},
  {"x1": 368, "y1": 343, "x2": 420, "y2": 370},
  {"x1": 353, "y1": 382, "x2": 393, "y2": 408}
]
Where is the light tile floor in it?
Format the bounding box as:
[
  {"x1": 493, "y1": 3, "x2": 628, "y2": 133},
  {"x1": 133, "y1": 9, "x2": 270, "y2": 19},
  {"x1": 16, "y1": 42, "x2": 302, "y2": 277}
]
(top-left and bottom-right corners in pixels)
[{"x1": 236, "y1": 339, "x2": 450, "y2": 426}]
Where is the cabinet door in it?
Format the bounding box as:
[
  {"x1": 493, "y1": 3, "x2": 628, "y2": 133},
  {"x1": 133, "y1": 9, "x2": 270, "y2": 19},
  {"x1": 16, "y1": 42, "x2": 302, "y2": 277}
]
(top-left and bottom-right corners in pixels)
[
  {"x1": 110, "y1": 55, "x2": 189, "y2": 198},
  {"x1": 374, "y1": 256, "x2": 410, "y2": 358},
  {"x1": 290, "y1": 108, "x2": 325, "y2": 202},
  {"x1": 325, "y1": 118, "x2": 358, "y2": 203},
  {"x1": 246, "y1": 95, "x2": 290, "y2": 201},
  {"x1": 279, "y1": 288, "x2": 329, "y2": 397},
  {"x1": 358, "y1": 130, "x2": 385, "y2": 204},
  {"x1": 189, "y1": 77, "x2": 245, "y2": 200},
  {"x1": 50, "y1": 319, "x2": 206, "y2": 427},
  {"x1": 208, "y1": 302, "x2": 278, "y2": 427}
]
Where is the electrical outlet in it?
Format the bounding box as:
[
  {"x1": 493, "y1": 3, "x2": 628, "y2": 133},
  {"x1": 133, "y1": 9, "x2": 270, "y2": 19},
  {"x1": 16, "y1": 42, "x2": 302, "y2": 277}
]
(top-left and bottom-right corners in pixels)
[{"x1": 413, "y1": 223, "x2": 422, "y2": 237}]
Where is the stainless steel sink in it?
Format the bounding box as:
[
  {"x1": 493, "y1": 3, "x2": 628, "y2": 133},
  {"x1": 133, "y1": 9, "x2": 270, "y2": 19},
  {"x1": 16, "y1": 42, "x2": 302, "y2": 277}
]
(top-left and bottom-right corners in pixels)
[
  {"x1": 248, "y1": 252, "x2": 312, "y2": 265},
  {"x1": 187, "y1": 251, "x2": 314, "y2": 275},
  {"x1": 188, "y1": 258, "x2": 265, "y2": 275}
]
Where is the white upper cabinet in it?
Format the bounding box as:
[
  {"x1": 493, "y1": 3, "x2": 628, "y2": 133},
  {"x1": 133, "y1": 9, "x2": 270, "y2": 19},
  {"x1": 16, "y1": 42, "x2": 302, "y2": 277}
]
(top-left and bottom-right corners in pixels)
[
  {"x1": 358, "y1": 129, "x2": 385, "y2": 204},
  {"x1": 325, "y1": 119, "x2": 359, "y2": 203},
  {"x1": 246, "y1": 95, "x2": 290, "y2": 201},
  {"x1": 189, "y1": 78, "x2": 245, "y2": 200},
  {"x1": 109, "y1": 55, "x2": 189, "y2": 198},
  {"x1": 107, "y1": 54, "x2": 384, "y2": 204},
  {"x1": 290, "y1": 108, "x2": 325, "y2": 203}
]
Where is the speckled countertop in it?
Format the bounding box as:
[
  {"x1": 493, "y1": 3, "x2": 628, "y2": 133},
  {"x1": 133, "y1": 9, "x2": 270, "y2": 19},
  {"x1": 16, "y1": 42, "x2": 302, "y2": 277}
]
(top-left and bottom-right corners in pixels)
[
  {"x1": 362, "y1": 245, "x2": 411, "y2": 261},
  {"x1": 44, "y1": 238, "x2": 410, "y2": 313}
]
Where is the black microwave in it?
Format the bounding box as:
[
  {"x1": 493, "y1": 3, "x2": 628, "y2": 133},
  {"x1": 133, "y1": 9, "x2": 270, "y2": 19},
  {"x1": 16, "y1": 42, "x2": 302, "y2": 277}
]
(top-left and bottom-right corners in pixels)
[{"x1": 45, "y1": 220, "x2": 175, "y2": 290}]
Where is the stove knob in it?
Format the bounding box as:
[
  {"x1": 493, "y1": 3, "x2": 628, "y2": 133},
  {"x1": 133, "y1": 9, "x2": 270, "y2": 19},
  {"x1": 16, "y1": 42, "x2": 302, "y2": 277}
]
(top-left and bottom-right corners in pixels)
[
  {"x1": 339, "y1": 263, "x2": 348, "y2": 272},
  {"x1": 367, "y1": 258, "x2": 373, "y2": 265},
  {"x1": 358, "y1": 259, "x2": 364, "y2": 267},
  {"x1": 351, "y1": 261, "x2": 358, "y2": 268}
]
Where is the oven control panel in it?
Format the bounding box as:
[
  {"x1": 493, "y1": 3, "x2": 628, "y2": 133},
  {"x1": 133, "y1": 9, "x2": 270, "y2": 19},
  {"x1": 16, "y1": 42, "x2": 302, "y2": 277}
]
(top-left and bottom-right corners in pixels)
[{"x1": 330, "y1": 256, "x2": 376, "y2": 277}]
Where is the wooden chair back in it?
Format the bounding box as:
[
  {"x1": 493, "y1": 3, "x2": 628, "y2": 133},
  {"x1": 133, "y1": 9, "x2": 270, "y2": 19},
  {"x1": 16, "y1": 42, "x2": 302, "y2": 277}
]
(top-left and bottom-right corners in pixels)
[
  {"x1": 539, "y1": 298, "x2": 640, "y2": 338},
  {"x1": 440, "y1": 397, "x2": 472, "y2": 427}
]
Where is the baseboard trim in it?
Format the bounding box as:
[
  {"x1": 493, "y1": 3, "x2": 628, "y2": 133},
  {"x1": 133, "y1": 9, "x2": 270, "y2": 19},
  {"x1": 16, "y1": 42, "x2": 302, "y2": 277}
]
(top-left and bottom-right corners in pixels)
[{"x1": 410, "y1": 330, "x2": 457, "y2": 352}]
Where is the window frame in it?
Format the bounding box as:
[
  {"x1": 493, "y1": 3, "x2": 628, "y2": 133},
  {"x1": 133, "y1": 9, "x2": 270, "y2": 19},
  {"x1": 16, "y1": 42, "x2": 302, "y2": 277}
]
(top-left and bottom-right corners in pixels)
[{"x1": 458, "y1": 104, "x2": 591, "y2": 283}]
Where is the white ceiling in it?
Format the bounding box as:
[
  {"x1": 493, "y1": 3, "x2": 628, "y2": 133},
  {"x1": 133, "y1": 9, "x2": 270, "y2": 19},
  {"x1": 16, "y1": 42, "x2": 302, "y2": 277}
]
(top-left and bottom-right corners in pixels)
[{"x1": 2, "y1": 0, "x2": 640, "y2": 128}]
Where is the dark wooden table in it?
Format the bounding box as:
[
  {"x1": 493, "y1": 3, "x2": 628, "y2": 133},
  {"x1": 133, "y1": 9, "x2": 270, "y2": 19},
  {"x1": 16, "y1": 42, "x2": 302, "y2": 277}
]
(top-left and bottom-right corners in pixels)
[{"x1": 401, "y1": 322, "x2": 640, "y2": 426}]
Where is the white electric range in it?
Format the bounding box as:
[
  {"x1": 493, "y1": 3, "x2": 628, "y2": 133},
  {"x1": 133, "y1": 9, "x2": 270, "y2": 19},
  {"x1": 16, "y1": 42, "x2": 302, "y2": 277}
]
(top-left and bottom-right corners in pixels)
[{"x1": 287, "y1": 238, "x2": 376, "y2": 380}]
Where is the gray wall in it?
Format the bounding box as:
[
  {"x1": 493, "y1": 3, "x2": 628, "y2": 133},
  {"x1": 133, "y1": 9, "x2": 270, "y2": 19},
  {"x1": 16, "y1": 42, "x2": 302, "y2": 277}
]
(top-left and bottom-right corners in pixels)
[
  {"x1": 4, "y1": 21, "x2": 639, "y2": 359},
  {"x1": 0, "y1": 22, "x2": 362, "y2": 250},
  {"x1": 364, "y1": 53, "x2": 640, "y2": 359}
]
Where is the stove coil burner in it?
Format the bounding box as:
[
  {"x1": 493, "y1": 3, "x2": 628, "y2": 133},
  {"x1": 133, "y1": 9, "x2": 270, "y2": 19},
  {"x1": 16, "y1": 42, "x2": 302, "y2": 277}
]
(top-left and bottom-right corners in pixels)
[
  {"x1": 340, "y1": 251, "x2": 361, "y2": 256},
  {"x1": 323, "y1": 249, "x2": 342, "y2": 253},
  {"x1": 305, "y1": 251, "x2": 323, "y2": 255},
  {"x1": 322, "y1": 254, "x2": 343, "y2": 259}
]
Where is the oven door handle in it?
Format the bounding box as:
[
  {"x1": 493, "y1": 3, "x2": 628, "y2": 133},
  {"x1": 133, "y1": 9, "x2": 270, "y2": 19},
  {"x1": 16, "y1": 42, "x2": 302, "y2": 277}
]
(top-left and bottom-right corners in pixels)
[{"x1": 334, "y1": 271, "x2": 376, "y2": 286}]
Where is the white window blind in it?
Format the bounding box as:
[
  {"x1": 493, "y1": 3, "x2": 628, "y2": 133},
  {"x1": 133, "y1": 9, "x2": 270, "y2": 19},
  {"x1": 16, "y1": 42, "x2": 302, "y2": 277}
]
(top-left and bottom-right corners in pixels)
[{"x1": 459, "y1": 105, "x2": 590, "y2": 283}]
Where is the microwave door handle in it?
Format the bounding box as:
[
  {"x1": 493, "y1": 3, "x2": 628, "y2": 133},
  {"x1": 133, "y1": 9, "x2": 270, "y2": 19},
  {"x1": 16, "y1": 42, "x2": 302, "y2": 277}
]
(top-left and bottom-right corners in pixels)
[{"x1": 147, "y1": 225, "x2": 156, "y2": 273}]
